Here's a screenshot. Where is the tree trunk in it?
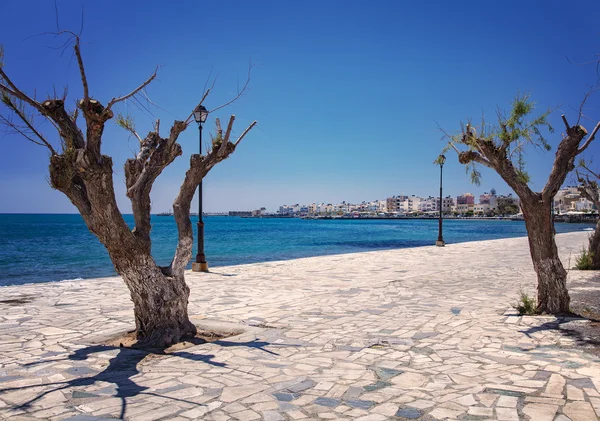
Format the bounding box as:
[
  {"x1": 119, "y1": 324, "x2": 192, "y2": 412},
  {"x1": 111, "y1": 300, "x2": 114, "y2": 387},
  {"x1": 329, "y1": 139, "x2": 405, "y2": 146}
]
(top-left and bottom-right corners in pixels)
[
  {"x1": 589, "y1": 218, "x2": 600, "y2": 270},
  {"x1": 112, "y1": 254, "x2": 197, "y2": 348},
  {"x1": 50, "y1": 152, "x2": 196, "y2": 349},
  {"x1": 522, "y1": 199, "x2": 570, "y2": 314}
]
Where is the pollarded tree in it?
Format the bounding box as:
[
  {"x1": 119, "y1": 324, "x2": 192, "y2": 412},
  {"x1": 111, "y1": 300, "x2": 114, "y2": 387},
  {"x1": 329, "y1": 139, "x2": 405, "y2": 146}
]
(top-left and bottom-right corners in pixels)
[
  {"x1": 576, "y1": 163, "x2": 600, "y2": 269},
  {"x1": 0, "y1": 34, "x2": 256, "y2": 347},
  {"x1": 446, "y1": 95, "x2": 599, "y2": 314}
]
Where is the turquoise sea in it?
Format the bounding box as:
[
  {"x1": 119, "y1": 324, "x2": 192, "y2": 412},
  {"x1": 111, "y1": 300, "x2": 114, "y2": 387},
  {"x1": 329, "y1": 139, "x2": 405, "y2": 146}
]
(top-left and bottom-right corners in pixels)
[{"x1": 0, "y1": 214, "x2": 594, "y2": 287}]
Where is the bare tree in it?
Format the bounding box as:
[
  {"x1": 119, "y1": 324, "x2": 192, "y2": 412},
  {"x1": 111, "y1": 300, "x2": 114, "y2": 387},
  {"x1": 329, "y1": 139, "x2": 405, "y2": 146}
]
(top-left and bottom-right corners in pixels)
[
  {"x1": 576, "y1": 163, "x2": 600, "y2": 269},
  {"x1": 445, "y1": 94, "x2": 599, "y2": 314},
  {"x1": 0, "y1": 34, "x2": 256, "y2": 347}
]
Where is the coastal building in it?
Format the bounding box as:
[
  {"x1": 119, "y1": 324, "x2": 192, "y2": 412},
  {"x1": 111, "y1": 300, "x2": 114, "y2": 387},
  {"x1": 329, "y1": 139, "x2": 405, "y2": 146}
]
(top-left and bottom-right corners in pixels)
[
  {"x1": 574, "y1": 198, "x2": 595, "y2": 211},
  {"x1": 419, "y1": 196, "x2": 438, "y2": 213},
  {"x1": 420, "y1": 196, "x2": 455, "y2": 213},
  {"x1": 386, "y1": 195, "x2": 409, "y2": 213},
  {"x1": 277, "y1": 188, "x2": 522, "y2": 218},
  {"x1": 323, "y1": 203, "x2": 334, "y2": 214},
  {"x1": 457, "y1": 193, "x2": 475, "y2": 205},
  {"x1": 456, "y1": 193, "x2": 475, "y2": 214},
  {"x1": 278, "y1": 204, "x2": 301, "y2": 215},
  {"x1": 553, "y1": 186, "x2": 597, "y2": 214},
  {"x1": 229, "y1": 210, "x2": 252, "y2": 217},
  {"x1": 363, "y1": 200, "x2": 386, "y2": 213},
  {"x1": 335, "y1": 202, "x2": 350, "y2": 214},
  {"x1": 376, "y1": 200, "x2": 388, "y2": 212},
  {"x1": 479, "y1": 192, "x2": 498, "y2": 211},
  {"x1": 251, "y1": 207, "x2": 267, "y2": 216},
  {"x1": 474, "y1": 203, "x2": 491, "y2": 215},
  {"x1": 407, "y1": 196, "x2": 422, "y2": 213},
  {"x1": 441, "y1": 196, "x2": 455, "y2": 212}
]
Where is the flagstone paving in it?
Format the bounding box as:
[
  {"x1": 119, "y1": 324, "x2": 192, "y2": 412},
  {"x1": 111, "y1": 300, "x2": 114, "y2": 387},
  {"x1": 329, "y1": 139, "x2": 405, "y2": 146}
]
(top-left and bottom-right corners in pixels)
[{"x1": 1, "y1": 231, "x2": 600, "y2": 420}]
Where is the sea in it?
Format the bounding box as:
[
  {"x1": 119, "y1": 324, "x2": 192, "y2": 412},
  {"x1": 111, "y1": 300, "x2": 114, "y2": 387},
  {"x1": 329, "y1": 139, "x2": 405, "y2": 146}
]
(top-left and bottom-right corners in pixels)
[{"x1": 0, "y1": 214, "x2": 594, "y2": 287}]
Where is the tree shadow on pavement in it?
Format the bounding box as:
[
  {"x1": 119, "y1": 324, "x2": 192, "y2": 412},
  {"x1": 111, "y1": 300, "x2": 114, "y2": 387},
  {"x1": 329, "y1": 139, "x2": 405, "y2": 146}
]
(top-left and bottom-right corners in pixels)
[
  {"x1": 0, "y1": 339, "x2": 278, "y2": 420},
  {"x1": 520, "y1": 317, "x2": 600, "y2": 357}
]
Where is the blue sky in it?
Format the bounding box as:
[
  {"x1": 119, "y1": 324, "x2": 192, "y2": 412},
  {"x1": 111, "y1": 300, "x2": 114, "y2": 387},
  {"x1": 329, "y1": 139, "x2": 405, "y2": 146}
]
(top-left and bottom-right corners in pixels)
[{"x1": 1, "y1": 0, "x2": 599, "y2": 213}]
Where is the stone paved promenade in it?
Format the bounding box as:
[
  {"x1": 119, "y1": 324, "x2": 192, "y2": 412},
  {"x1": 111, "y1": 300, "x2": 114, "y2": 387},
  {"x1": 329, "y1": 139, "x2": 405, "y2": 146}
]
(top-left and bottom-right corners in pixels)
[{"x1": 1, "y1": 232, "x2": 600, "y2": 421}]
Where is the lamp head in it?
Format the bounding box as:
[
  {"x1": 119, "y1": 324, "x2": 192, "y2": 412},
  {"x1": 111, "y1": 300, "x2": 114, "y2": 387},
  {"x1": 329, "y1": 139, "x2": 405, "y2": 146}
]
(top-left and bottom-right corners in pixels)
[{"x1": 193, "y1": 105, "x2": 209, "y2": 124}]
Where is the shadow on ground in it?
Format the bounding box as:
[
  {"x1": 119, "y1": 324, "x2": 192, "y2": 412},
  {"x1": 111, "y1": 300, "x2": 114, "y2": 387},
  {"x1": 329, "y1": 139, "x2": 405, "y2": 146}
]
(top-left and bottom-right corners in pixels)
[
  {"x1": 0, "y1": 338, "x2": 280, "y2": 419},
  {"x1": 521, "y1": 317, "x2": 600, "y2": 357}
]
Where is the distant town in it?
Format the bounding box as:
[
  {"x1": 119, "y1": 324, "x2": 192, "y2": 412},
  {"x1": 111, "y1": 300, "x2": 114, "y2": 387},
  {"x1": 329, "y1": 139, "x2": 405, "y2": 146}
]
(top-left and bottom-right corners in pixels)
[{"x1": 213, "y1": 186, "x2": 597, "y2": 219}]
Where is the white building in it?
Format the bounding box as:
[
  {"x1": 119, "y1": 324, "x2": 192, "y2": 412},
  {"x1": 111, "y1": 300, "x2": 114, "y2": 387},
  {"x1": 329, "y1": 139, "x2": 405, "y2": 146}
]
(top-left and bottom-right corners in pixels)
[
  {"x1": 554, "y1": 186, "x2": 597, "y2": 213},
  {"x1": 474, "y1": 203, "x2": 491, "y2": 215}
]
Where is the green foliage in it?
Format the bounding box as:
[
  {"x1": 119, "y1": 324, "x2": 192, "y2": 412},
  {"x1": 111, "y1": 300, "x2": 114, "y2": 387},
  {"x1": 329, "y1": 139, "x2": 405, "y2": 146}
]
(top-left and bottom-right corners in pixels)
[
  {"x1": 115, "y1": 113, "x2": 136, "y2": 132},
  {"x1": 514, "y1": 289, "x2": 538, "y2": 315},
  {"x1": 516, "y1": 169, "x2": 531, "y2": 184},
  {"x1": 497, "y1": 203, "x2": 519, "y2": 216},
  {"x1": 575, "y1": 246, "x2": 594, "y2": 270},
  {"x1": 446, "y1": 94, "x2": 554, "y2": 186},
  {"x1": 504, "y1": 94, "x2": 554, "y2": 147},
  {"x1": 211, "y1": 130, "x2": 224, "y2": 152},
  {"x1": 468, "y1": 162, "x2": 481, "y2": 185}
]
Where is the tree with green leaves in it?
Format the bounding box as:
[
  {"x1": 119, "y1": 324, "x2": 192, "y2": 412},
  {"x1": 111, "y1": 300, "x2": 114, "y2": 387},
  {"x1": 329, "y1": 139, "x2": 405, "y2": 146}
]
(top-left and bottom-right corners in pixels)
[
  {"x1": 0, "y1": 33, "x2": 256, "y2": 347},
  {"x1": 445, "y1": 95, "x2": 599, "y2": 314},
  {"x1": 576, "y1": 162, "x2": 600, "y2": 269}
]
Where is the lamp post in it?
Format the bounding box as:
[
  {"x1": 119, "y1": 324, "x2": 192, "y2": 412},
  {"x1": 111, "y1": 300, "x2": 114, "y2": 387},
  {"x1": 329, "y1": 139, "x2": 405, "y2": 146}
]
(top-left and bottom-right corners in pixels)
[
  {"x1": 192, "y1": 105, "x2": 209, "y2": 272},
  {"x1": 436, "y1": 154, "x2": 446, "y2": 247}
]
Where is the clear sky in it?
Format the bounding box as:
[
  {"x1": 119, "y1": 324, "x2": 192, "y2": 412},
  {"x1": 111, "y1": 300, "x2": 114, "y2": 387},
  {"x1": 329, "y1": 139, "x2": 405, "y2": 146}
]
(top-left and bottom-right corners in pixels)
[{"x1": 1, "y1": 0, "x2": 599, "y2": 213}]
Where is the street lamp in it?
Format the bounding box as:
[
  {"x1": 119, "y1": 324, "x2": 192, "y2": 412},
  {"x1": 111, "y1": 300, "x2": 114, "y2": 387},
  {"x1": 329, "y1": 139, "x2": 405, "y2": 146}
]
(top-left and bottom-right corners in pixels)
[
  {"x1": 436, "y1": 154, "x2": 446, "y2": 247},
  {"x1": 192, "y1": 104, "x2": 209, "y2": 272}
]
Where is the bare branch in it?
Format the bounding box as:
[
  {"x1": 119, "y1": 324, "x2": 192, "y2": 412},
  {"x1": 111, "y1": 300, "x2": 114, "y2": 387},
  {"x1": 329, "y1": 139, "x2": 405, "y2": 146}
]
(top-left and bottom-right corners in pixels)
[
  {"x1": 561, "y1": 114, "x2": 570, "y2": 132},
  {"x1": 184, "y1": 88, "x2": 212, "y2": 126},
  {"x1": 0, "y1": 74, "x2": 44, "y2": 113},
  {"x1": 0, "y1": 113, "x2": 52, "y2": 151},
  {"x1": 73, "y1": 37, "x2": 89, "y2": 101},
  {"x1": 53, "y1": 0, "x2": 60, "y2": 32},
  {"x1": 216, "y1": 115, "x2": 234, "y2": 156},
  {"x1": 208, "y1": 62, "x2": 253, "y2": 114},
  {"x1": 201, "y1": 68, "x2": 216, "y2": 100},
  {"x1": 214, "y1": 117, "x2": 222, "y2": 136},
  {"x1": 578, "y1": 121, "x2": 600, "y2": 154},
  {"x1": 41, "y1": 99, "x2": 86, "y2": 149},
  {"x1": 104, "y1": 67, "x2": 158, "y2": 114},
  {"x1": 166, "y1": 120, "x2": 188, "y2": 149},
  {"x1": 234, "y1": 120, "x2": 257, "y2": 147},
  {"x1": 224, "y1": 115, "x2": 235, "y2": 143},
  {"x1": 580, "y1": 161, "x2": 600, "y2": 180},
  {"x1": 1, "y1": 97, "x2": 57, "y2": 154},
  {"x1": 543, "y1": 120, "x2": 589, "y2": 199},
  {"x1": 576, "y1": 85, "x2": 598, "y2": 126},
  {"x1": 576, "y1": 170, "x2": 600, "y2": 210}
]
